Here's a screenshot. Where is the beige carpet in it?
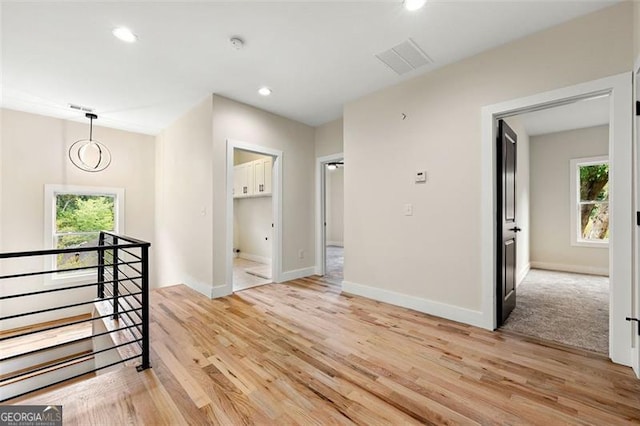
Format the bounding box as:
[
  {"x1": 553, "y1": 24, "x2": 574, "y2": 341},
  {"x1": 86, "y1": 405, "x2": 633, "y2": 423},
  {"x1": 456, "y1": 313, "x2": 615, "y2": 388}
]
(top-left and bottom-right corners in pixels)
[{"x1": 500, "y1": 269, "x2": 608, "y2": 354}]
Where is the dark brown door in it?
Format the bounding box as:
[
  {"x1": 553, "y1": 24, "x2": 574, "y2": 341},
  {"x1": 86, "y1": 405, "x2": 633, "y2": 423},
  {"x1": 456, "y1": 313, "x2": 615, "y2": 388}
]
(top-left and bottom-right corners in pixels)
[{"x1": 497, "y1": 119, "x2": 520, "y2": 326}]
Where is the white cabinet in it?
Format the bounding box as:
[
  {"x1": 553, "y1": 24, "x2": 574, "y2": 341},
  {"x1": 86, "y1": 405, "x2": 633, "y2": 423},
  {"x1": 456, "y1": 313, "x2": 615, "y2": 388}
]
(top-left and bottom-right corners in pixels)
[
  {"x1": 233, "y1": 158, "x2": 272, "y2": 198},
  {"x1": 254, "y1": 157, "x2": 272, "y2": 196},
  {"x1": 233, "y1": 162, "x2": 254, "y2": 197}
]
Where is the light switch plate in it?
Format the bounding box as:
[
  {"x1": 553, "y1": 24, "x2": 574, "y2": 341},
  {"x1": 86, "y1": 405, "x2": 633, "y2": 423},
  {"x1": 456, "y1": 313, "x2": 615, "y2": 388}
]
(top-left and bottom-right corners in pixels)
[
  {"x1": 403, "y1": 203, "x2": 413, "y2": 216},
  {"x1": 415, "y1": 170, "x2": 427, "y2": 183}
]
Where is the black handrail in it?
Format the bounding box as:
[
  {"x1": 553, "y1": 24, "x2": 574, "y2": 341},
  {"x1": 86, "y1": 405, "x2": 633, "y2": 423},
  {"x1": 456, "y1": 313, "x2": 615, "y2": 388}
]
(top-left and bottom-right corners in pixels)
[
  {"x1": 0, "y1": 242, "x2": 146, "y2": 259},
  {"x1": 0, "y1": 231, "x2": 151, "y2": 402}
]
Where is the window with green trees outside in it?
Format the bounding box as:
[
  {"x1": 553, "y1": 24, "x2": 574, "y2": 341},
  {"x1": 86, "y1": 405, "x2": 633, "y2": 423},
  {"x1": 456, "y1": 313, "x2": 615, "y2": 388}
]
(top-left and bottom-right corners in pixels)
[
  {"x1": 55, "y1": 194, "x2": 116, "y2": 271},
  {"x1": 577, "y1": 160, "x2": 609, "y2": 243}
]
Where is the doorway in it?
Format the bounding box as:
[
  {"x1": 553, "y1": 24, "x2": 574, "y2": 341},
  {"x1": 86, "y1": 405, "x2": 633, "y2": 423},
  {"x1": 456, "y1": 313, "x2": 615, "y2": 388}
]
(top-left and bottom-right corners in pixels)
[
  {"x1": 496, "y1": 97, "x2": 611, "y2": 355},
  {"x1": 232, "y1": 148, "x2": 274, "y2": 291},
  {"x1": 225, "y1": 140, "x2": 283, "y2": 293},
  {"x1": 315, "y1": 153, "x2": 344, "y2": 284},
  {"x1": 481, "y1": 72, "x2": 633, "y2": 366}
]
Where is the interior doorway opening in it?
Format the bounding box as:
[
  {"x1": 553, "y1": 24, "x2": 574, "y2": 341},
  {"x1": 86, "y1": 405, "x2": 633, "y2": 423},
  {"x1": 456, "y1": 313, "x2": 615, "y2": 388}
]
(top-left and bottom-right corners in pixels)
[
  {"x1": 315, "y1": 153, "x2": 344, "y2": 285},
  {"x1": 231, "y1": 148, "x2": 274, "y2": 291},
  {"x1": 226, "y1": 139, "x2": 283, "y2": 294},
  {"x1": 481, "y1": 72, "x2": 632, "y2": 366},
  {"x1": 501, "y1": 95, "x2": 610, "y2": 355},
  {"x1": 496, "y1": 97, "x2": 611, "y2": 355}
]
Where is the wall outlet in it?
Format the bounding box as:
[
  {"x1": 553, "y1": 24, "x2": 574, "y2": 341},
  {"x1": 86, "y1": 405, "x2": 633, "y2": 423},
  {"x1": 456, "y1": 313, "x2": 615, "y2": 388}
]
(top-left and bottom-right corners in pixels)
[
  {"x1": 298, "y1": 249, "x2": 304, "y2": 259},
  {"x1": 403, "y1": 203, "x2": 413, "y2": 216}
]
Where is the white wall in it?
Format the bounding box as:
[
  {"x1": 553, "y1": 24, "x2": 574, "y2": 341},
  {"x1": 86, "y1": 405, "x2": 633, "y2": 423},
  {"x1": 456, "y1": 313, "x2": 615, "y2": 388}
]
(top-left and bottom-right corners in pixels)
[
  {"x1": 315, "y1": 118, "x2": 343, "y2": 158},
  {"x1": 342, "y1": 3, "x2": 632, "y2": 324},
  {"x1": 504, "y1": 117, "x2": 530, "y2": 285},
  {"x1": 155, "y1": 96, "x2": 214, "y2": 296},
  {"x1": 530, "y1": 125, "x2": 609, "y2": 275},
  {"x1": 156, "y1": 94, "x2": 315, "y2": 296},
  {"x1": 635, "y1": 1, "x2": 640, "y2": 61},
  {"x1": 234, "y1": 197, "x2": 272, "y2": 262},
  {"x1": 211, "y1": 95, "x2": 315, "y2": 290},
  {"x1": 233, "y1": 151, "x2": 273, "y2": 263},
  {"x1": 1, "y1": 108, "x2": 155, "y2": 329},
  {"x1": 326, "y1": 166, "x2": 344, "y2": 246}
]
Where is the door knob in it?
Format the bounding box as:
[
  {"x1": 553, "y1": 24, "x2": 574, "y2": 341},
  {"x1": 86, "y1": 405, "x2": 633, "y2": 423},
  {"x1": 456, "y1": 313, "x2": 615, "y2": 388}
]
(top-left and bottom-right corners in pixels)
[{"x1": 509, "y1": 227, "x2": 522, "y2": 232}]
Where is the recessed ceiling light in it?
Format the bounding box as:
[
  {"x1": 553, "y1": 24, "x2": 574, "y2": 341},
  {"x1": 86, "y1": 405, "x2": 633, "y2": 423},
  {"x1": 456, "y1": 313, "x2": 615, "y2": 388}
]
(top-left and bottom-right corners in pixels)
[
  {"x1": 112, "y1": 27, "x2": 138, "y2": 43},
  {"x1": 258, "y1": 87, "x2": 272, "y2": 96},
  {"x1": 404, "y1": 0, "x2": 426, "y2": 11}
]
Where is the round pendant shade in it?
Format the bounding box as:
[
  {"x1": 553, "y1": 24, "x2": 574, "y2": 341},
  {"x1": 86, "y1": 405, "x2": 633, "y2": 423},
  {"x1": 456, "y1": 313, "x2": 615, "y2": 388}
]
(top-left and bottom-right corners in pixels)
[
  {"x1": 69, "y1": 139, "x2": 112, "y2": 172},
  {"x1": 68, "y1": 113, "x2": 112, "y2": 172}
]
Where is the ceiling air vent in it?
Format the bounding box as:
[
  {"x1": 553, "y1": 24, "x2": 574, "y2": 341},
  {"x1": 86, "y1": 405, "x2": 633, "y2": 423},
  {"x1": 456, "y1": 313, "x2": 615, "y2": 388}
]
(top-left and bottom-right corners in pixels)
[
  {"x1": 375, "y1": 39, "x2": 432, "y2": 75},
  {"x1": 68, "y1": 103, "x2": 94, "y2": 113}
]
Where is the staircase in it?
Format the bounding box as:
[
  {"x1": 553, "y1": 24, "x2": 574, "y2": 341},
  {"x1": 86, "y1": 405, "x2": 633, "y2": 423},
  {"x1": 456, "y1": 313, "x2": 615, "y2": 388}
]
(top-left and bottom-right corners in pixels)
[
  {"x1": 0, "y1": 232, "x2": 151, "y2": 402},
  {"x1": 0, "y1": 315, "x2": 95, "y2": 401}
]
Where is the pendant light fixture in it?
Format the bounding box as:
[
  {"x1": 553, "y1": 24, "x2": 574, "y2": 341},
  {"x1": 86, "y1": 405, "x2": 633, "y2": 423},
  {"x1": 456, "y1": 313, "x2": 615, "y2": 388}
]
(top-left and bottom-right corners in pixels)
[{"x1": 69, "y1": 113, "x2": 112, "y2": 172}]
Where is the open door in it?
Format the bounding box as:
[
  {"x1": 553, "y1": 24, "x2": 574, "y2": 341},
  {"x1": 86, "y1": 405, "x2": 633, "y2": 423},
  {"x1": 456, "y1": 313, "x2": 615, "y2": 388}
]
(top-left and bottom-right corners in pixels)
[{"x1": 497, "y1": 119, "x2": 520, "y2": 326}]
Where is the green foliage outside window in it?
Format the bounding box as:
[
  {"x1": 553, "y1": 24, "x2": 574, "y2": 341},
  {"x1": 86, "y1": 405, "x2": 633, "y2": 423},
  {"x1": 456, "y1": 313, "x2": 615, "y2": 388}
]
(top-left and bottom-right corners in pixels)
[
  {"x1": 579, "y1": 163, "x2": 609, "y2": 241},
  {"x1": 55, "y1": 194, "x2": 115, "y2": 270}
]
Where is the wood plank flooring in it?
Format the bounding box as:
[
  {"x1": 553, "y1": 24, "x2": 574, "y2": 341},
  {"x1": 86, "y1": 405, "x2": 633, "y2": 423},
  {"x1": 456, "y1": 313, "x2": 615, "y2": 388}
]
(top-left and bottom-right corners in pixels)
[{"x1": 10, "y1": 276, "x2": 640, "y2": 424}]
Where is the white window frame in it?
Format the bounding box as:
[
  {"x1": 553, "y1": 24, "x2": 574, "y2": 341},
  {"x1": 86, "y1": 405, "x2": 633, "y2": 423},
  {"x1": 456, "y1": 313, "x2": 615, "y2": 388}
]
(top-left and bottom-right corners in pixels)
[
  {"x1": 44, "y1": 184, "x2": 125, "y2": 285},
  {"x1": 569, "y1": 156, "x2": 609, "y2": 248}
]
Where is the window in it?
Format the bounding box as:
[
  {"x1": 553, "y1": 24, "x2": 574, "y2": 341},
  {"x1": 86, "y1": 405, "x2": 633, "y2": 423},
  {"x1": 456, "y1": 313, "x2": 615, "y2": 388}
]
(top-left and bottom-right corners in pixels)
[
  {"x1": 44, "y1": 185, "x2": 124, "y2": 281},
  {"x1": 570, "y1": 157, "x2": 609, "y2": 247}
]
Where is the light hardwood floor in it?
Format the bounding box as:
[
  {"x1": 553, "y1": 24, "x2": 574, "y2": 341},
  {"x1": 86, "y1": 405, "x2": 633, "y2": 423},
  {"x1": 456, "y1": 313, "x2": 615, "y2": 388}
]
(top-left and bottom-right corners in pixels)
[
  {"x1": 233, "y1": 258, "x2": 271, "y2": 291},
  {"x1": 11, "y1": 277, "x2": 640, "y2": 424}
]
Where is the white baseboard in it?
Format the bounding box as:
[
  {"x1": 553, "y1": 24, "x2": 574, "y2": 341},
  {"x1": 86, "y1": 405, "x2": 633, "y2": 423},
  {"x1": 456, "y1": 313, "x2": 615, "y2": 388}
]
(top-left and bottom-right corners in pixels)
[
  {"x1": 279, "y1": 266, "x2": 315, "y2": 282},
  {"x1": 185, "y1": 280, "x2": 232, "y2": 299},
  {"x1": 516, "y1": 263, "x2": 530, "y2": 287},
  {"x1": 239, "y1": 253, "x2": 271, "y2": 265},
  {"x1": 212, "y1": 284, "x2": 232, "y2": 298},
  {"x1": 186, "y1": 280, "x2": 214, "y2": 298},
  {"x1": 342, "y1": 280, "x2": 485, "y2": 328},
  {"x1": 326, "y1": 241, "x2": 344, "y2": 247},
  {"x1": 530, "y1": 261, "x2": 609, "y2": 277}
]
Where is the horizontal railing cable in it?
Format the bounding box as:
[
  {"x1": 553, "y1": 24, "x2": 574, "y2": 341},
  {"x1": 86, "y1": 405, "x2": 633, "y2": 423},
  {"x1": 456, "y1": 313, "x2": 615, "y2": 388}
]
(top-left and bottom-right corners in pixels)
[
  {"x1": 101, "y1": 287, "x2": 143, "y2": 338},
  {"x1": 0, "y1": 353, "x2": 143, "y2": 403},
  {"x1": 0, "y1": 322, "x2": 142, "y2": 363},
  {"x1": 0, "y1": 231, "x2": 151, "y2": 401},
  {"x1": 0, "y1": 338, "x2": 142, "y2": 384},
  {"x1": 2, "y1": 279, "x2": 109, "y2": 301},
  {"x1": 0, "y1": 260, "x2": 141, "y2": 281},
  {"x1": 0, "y1": 306, "x2": 142, "y2": 342},
  {"x1": 0, "y1": 292, "x2": 142, "y2": 321},
  {"x1": 116, "y1": 248, "x2": 142, "y2": 260},
  {"x1": 103, "y1": 267, "x2": 143, "y2": 292}
]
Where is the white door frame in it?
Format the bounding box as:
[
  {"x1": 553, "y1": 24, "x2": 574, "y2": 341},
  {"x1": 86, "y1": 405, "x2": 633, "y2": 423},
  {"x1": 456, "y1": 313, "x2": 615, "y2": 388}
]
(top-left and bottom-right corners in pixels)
[
  {"x1": 481, "y1": 72, "x2": 633, "y2": 367},
  {"x1": 226, "y1": 139, "x2": 284, "y2": 288},
  {"x1": 315, "y1": 153, "x2": 344, "y2": 276},
  {"x1": 633, "y1": 58, "x2": 640, "y2": 377}
]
